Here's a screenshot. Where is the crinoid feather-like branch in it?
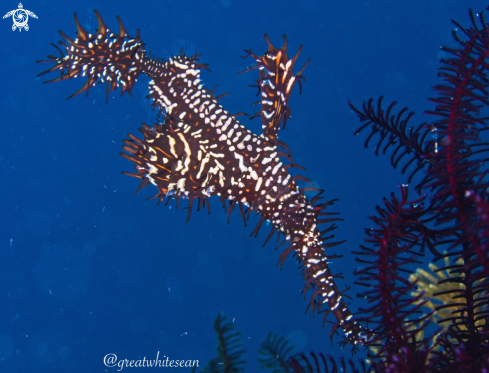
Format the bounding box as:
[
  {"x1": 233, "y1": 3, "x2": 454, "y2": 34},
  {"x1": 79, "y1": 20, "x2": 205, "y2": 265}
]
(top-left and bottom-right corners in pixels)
[
  {"x1": 352, "y1": 185, "x2": 435, "y2": 371},
  {"x1": 287, "y1": 352, "x2": 367, "y2": 373},
  {"x1": 412, "y1": 10, "x2": 489, "y2": 367},
  {"x1": 258, "y1": 332, "x2": 296, "y2": 373},
  {"x1": 349, "y1": 96, "x2": 435, "y2": 190},
  {"x1": 409, "y1": 251, "x2": 489, "y2": 370},
  {"x1": 421, "y1": 9, "x2": 489, "y2": 272},
  {"x1": 193, "y1": 313, "x2": 246, "y2": 373}
]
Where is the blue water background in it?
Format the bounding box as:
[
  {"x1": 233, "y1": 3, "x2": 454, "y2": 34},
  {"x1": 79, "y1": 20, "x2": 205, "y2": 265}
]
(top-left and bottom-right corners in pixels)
[{"x1": 0, "y1": 0, "x2": 487, "y2": 371}]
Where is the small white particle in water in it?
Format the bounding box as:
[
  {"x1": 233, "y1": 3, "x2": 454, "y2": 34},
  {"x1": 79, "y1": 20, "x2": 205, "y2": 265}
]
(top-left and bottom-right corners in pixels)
[
  {"x1": 180, "y1": 332, "x2": 187, "y2": 337},
  {"x1": 113, "y1": 190, "x2": 117, "y2": 193},
  {"x1": 102, "y1": 206, "x2": 105, "y2": 212},
  {"x1": 10, "y1": 238, "x2": 13, "y2": 247}
]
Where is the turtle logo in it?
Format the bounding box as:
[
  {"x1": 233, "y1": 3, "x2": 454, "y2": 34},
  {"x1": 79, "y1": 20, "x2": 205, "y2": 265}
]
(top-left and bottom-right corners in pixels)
[{"x1": 3, "y1": 3, "x2": 37, "y2": 32}]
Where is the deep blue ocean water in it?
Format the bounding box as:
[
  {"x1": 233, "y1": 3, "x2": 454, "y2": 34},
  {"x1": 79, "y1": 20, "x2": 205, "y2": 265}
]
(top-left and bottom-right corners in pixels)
[{"x1": 1, "y1": 0, "x2": 487, "y2": 371}]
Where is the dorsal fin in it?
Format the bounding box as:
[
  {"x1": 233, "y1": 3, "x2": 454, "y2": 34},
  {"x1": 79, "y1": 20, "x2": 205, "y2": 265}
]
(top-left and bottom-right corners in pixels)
[{"x1": 239, "y1": 34, "x2": 310, "y2": 140}]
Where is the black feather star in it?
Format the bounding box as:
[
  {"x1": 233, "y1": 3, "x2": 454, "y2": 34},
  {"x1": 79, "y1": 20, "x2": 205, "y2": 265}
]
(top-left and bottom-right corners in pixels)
[{"x1": 345, "y1": 6, "x2": 489, "y2": 372}]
